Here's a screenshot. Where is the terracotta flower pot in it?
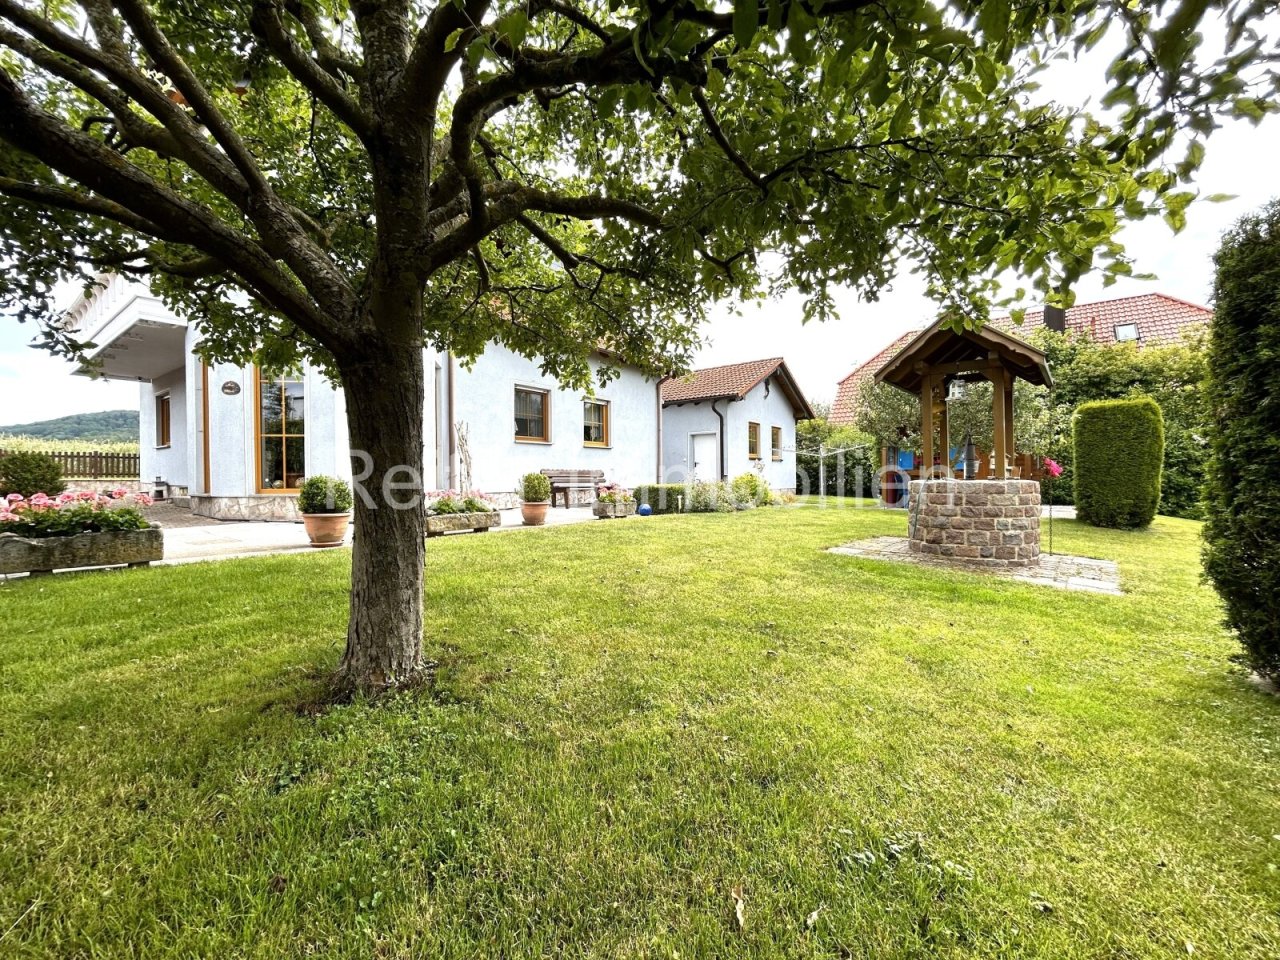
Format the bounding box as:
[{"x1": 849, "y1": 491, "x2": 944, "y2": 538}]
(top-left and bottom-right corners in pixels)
[
  {"x1": 302, "y1": 512, "x2": 350, "y2": 547},
  {"x1": 521, "y1": 501, "x2": 549, "y2": 526}
]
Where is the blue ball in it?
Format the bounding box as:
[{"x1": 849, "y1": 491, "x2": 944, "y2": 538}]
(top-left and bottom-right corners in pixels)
[{"x1": 637, "y1": 503, "x2": 653, "y2": 516}]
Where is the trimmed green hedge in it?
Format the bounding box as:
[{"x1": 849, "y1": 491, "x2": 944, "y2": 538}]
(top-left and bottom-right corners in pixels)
[
  {"x1": 1072, "y1": 397, "x2": 1164, "y2": 529},
  {"x1": 0, "y1": 451, "x2": 66, "y2": 499},
  {"x1": 1203, "y1": 200, "x2": 1280, "y2": 684},
  {"x1": 632, "y1": 484, "x2": 687, "y2": 514}
]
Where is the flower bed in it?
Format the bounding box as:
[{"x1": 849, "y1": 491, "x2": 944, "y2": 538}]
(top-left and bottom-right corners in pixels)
[
  {"x1": 593, "y1": 483, "x2": 637, "y2": 519},
  {"x1": 0, "y1": 489, "x2": 161, "y2": 575},
  {"x1": 425, "y1": 490, "x2": 501, "y2": 537}
]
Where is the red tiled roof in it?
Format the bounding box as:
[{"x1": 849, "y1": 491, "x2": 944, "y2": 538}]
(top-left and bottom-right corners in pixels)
[
  {"x1": 991, "y1": 293, "x2": 1210, "y2": 346},
  {"x1": 661, "y1": 357, "x2": 814, "y2": 419},
  {"x1": 829, "y1": 330, "x2": 920, "y2": 425}
]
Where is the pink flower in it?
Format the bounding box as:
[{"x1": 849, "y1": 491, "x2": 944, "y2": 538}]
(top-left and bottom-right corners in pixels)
[
  {"x1": 1044, "y1": 457, "x2": 1063, "y2": 478},
  {"x1": 29, "y1": 493, "x2": 50, "y2": 506},
  {"x1": 111, "y1": 487, "x2": 128, "y2": 499},
  {"x1": 134, "y1": 493, "x2": 154, "y2": 506},
  {"x1": 57, "y1": 492, "x2": 76, "y2": 504},
  {"x1": 77, "y1": 490, "x2": 96, "y2": 501},
  {"x1": 5, "y1": 493, "x2": 22, "y2": 503}
]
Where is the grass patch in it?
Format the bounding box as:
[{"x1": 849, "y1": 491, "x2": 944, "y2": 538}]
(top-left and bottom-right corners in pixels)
[{"x1": 1, "y1": 506, "x2": 1277, "y2": 957}]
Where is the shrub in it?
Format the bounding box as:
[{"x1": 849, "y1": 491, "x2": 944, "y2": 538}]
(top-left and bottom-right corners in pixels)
[
  {"x1": 729, "y1": 472, "x2": 771, "y2": 508},
  {"x1": 1203, "y1": 200, "x2": 1280, "y2": 684},
  {"x1": 689, "y1": 480, "x2": 735, "y2": 513},
  {"x1": 426, "y1": 490, "x2": 495, "y2": 515},
  {"x1": 297, "y1": 475, "x2": 352, "y2": 514},
  {"x1": 632, "y1": 484, "x2": 687, "y2": 514},
  {"x1": 519, "y1": 472, "x2": 550, "y2": 503},
  {"x1": 0, "y1": 451, "x2": 66, "y2": 499},
  {"x1": 595, "y1": 482, "x2": 634, "y2": 504},
  {"x1": 1072, "y1": 397, "x2": 1164, "y2": 528}
]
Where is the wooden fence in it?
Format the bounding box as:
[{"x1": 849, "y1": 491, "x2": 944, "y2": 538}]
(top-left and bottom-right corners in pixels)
[{"x1": 0, "y1": 448, "x2": 140, "y2": 479}]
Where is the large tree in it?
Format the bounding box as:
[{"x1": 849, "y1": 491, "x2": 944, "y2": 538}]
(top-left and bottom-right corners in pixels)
[{"x1": 0, "y1": 0, "x2": 1275, "y2": 693}]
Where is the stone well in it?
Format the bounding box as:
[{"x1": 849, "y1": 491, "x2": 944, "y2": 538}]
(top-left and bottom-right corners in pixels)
[{"x1": 907, "y1": 479, "x2": 1041, "y2": 567}]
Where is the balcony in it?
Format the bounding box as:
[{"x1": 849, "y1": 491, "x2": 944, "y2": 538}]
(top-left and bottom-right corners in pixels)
[{"x1": 63, "y1": 274, "x2": 189, "y2": 381}]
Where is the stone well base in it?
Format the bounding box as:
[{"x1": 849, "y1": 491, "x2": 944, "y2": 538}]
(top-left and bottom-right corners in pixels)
[{"x1": 908, "y1": 479, "x2": 1041, "y2": 567}]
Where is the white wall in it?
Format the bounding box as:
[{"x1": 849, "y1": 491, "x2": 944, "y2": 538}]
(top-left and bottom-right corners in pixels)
[
  {"x1": 139, "y1": 365, "x2": 188, "y2": 490},
  {"x1": 661, "y1": 377, "x2": 801, "y2": 491},
  {"x1": 451, "y1": 346, "x2": 660, "y2": 493},
  {"x1": 724, "y1": 377, "x2": 799, "y2": 491},
  {"x1": 659, "y1": 400, "x2": 726, "y2": 483}
]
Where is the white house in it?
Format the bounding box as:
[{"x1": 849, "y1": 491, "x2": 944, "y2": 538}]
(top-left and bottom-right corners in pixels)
[
  {"x1": 660, "y1": 358, "x2": 813, "y2": 493},
  {"x1": 64, "y1": 275, "x2": 663, "y2": 519}
]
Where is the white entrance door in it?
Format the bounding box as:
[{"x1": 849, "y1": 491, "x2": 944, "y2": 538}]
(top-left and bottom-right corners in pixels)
[{"x1": 690, "y1": 432, "x2": 718, "y2": 480}]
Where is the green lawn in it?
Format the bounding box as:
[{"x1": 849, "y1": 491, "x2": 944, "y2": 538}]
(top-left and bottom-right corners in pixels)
[{"x1": 1, "y1": 506, "x2": 1277, "y2": 958}]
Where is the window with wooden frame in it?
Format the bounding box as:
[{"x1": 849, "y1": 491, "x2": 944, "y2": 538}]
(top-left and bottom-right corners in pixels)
[
  {"x1": 155, "y1": 393, "x2": 171, "y2": 448},
  {"x1": 771, "y1": 425, "x2": 783, "y2": 461},
  {"x1": 748, "y1": 421, "x2": 761, "y2": 459},
  {"x1": 583, "y1": 399, "x2": 609, "y2": 447},
  {"x1": 256, "y1": 368, "x2": 305, "y2": 492},
  {"x1": 514, "y1": 386, "x2": 550, "y2": 442}
]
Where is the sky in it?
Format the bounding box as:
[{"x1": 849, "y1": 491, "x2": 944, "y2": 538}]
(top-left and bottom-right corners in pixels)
[{"x1": 1, "y1": 18, "x2": 1277, "y2": 424}]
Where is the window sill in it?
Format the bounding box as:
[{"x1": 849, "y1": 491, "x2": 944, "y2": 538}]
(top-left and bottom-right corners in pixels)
[
  {"x1": 155, "y1": 444, "x2": 171, "y2": 450},
  {"x1": 515, "y1": 437, "x2": 552, "y2": 445},
  {"x1": 583, "y1": 443, "x2": 612, "y2": 449},
  {"x1": 748, "y1": 455, "x2": 761, "y2": 461},
  {"x1": 771, "y1": 457, "x2": 784, "y2": 462}
]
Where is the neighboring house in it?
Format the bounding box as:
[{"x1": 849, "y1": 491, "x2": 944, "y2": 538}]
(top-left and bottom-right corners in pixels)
[
  {"x1": 64, "y1": 275, "x2": 661, "y2": 519},
  {"x1": 660, "y1": 358, "x2": 814, "y2": 492},
  {"x1": 829, "y1": 293, "x2": 1211, "y2": 426}
]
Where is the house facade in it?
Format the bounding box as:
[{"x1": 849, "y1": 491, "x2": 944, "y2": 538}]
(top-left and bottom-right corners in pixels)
[
  {"x1": 659, "y1": 358, "x2": 813, "y2": 493},
  {"x1": 66, "y1": 275, "x2": 662, "y2": 519}
]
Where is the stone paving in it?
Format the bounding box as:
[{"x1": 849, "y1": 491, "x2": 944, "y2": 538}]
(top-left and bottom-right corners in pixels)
[{"x1": 828, "y1": 536, "x2": 1122, "y2": 595}]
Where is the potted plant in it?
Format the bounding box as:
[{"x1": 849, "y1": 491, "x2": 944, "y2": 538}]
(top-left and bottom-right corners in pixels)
[
  {"x1": 297, "y1": 475, "x2": 352, "y2": 547},
  {"x1": 592, "y1": 482, "x2": 637, "y2": 519},
  {"x1": 0, "y1": 488, "x2": 161, "y2": 575},
  {"x1": 426, "y1": 490, "x2": 501, "y2": 537},
  {"x1": 520, "y1": 472, "x2": 551, "y2": 526}
]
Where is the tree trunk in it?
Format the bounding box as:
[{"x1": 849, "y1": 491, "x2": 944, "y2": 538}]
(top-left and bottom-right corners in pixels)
[{"x1": 335, "y1": 344, "x2": 427, "y2": 695}]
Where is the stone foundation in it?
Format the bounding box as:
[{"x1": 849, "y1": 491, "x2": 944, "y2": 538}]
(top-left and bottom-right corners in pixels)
[
  {"x1": 191, "y1": 494, "x2": 300, "y2": 522},
  {"x1": 908, "y1": 479, "x2": 1041, "y2": 567}
]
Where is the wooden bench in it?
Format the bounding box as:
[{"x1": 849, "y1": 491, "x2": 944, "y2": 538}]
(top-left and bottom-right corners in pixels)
[{"x1": 541, "y1": 468, "x2": 605, "y2": 508}]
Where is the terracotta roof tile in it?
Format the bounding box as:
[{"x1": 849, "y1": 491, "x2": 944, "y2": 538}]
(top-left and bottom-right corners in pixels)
[
  {"x1": 829, "y1": 330, "x2": 920, "y2": 425},
  {"x1": 661, "y1": 358, "x2": 814, "y2": 419},
  {"x1": 991, "y1": 292, "x2": 1210, "y2": 346}
]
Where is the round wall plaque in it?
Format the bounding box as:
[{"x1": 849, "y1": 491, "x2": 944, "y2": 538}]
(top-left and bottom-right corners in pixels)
[{"x1": 220, "y1": 381, "x2": 241, "y2": 396}]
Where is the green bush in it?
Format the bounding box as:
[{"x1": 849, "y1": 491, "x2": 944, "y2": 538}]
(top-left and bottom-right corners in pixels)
[
  {"x1": 519, "y1": 472, "x2": 551, "y2": 503},
  {"x1": 1072, "y1": 397, "x2": 1164, "y2": 529},
  {"x1": 729, "y1": 472, "x2": 772, "y2": 508},
  {"x1": 297, "y1": 475, "x2": 352, "y2": 514},
  {"x1": 1203, "y1": 200, "x2": 1280, "y2": 684},
  {"x1": 0, "y1": 451, "x2": 66, "y2": 498},
  {"x1": 689, "y1": 480, "x2": 735, "y2": 513},
  {"x1": 632, "y1": 484, "x2": 687, "y2": 513}
]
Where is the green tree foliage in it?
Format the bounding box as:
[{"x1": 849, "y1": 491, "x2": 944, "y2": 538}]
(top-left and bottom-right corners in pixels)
[
  {"x1": 795, "y1": 418, "x2": 877, "y2": 495},
  {"x1": 0, "y1": 451, "x2": 66, "y2": 498},
  {"x1": 1073, "y1": 397, "x2": 1164, "y2": 528},
  {"x1": 0, "y1": 1, "x2": 1274, "y2": 691},
  {"x1": 1032, "y1": 330, "x2": 1210, "y2": 517},
  {"x1": 0, "y1": 410, "x2": 138, "y2": 443},
  {"x1": 1203, "y1": 200, "x2": 1280, "y2": 684}
]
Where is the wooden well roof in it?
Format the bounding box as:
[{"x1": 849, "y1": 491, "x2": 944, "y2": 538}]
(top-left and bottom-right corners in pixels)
[{"x1": 874, "y1": 317, "x2": 1053, "y2": 393}]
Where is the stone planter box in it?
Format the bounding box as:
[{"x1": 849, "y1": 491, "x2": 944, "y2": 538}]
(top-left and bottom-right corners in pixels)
[
  {"x1": 592, "y1": 500, "x2": 637, "y2": 519},
  {"x1": 0, "y1": 525, "x2": 163, "y2": 576},
  {"x1": 426, "y1": 511, "x2": 501, "y2": 537}
]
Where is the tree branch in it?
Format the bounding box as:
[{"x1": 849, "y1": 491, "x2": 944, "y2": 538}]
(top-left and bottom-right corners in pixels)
[{"x1": 251, "y1": 0, "x2": 374, "y2": 140}]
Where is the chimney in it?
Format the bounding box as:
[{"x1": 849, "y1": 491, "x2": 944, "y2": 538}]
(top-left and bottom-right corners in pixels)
[{"x1": 1044, "y1": 304, "x2": 1067, "y2": 333}]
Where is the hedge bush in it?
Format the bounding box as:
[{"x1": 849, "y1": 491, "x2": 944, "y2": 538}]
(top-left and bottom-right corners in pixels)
[
  {"x1": 0, "y1": 451, "x2": 66, "y2": 499},
  {"x1": 632, "y1": 484, "x2": 687, "y2": 514},
  {"x1": 1072, "y1": 397, "x2": 1164, "y2": 528},
  {"x1": 1203, "y1": 200, "x2": 1280, "y2": 684}
]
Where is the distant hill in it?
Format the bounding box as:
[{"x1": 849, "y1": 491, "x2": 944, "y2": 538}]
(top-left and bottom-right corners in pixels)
[{"x1": 0, "y1": 409, "x2": 139, "y2": 443}]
